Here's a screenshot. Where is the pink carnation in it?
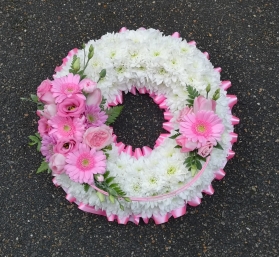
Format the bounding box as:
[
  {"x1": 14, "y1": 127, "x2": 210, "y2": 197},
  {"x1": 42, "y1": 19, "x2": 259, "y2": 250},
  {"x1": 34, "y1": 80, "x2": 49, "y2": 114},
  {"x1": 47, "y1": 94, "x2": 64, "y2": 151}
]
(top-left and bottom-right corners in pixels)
[
  {"x1": 37, "y1": 79, "x2": 55, "y2": 104},
  {"x1": 179, "y1": 110, "x2": 224, "y2": 147},
  {"x1": 51, "y1": 73, "x2": 85, "y2": 103},
  {"x1": 83, "y1": 125, "x2": 112, "y2": 150},
  {"x1": 65, "y1": 143, "x2": 106, "y2": 184},
  {"x1": 48, "y1": 115, "x2": 85, "y2": 141},
  {"x1": 57, "y1": 95, "x2": 85, "y2": 117}
]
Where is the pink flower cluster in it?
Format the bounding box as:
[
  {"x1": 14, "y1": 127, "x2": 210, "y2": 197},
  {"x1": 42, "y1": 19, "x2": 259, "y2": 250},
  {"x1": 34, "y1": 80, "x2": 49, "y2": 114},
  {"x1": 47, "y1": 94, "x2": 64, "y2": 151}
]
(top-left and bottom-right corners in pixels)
[
  {"x1": 176, "y1": 96, "x2": 224, "y2": 158},
  {"x1": 37, "y1": 74, "x2": 112, "y2": 185}
]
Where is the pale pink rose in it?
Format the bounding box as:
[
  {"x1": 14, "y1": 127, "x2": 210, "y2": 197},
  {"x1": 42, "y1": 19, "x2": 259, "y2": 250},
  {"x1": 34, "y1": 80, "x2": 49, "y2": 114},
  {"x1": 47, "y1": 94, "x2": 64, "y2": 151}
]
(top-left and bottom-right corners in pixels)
[
  {"x1": 86, "y1": 88, "x2": 102, "y2": 106},
  {"x1": 37, "y1": 79, "x2": 55, "y2": 104},
  {"x1": 79, "y1": 79, "x2": 97, "y2": 93},
  {"x1": 197, "y1": 142, "x2": 214, "y2": 157},
  {"x1": 96, "y1": 174, "x2": 104, "y2": 182},
  {"x1": 193, "y1": 95, "x2": 216, "y2": 114},
  {"x1": 54, "y1": 139, "x2": 78, "y2": 155},
  {"x1": 83, "y1": 125, "x2": 112, "y2": 150},
  {"x1": 57, "y1": 95, "x2": 85, "y2": 117},
  {"x1": 38, "y1": 104, "x2": 57, "y2": 119},
  {"x1": 38, "y1": 117, "x2": 51, "y2": 136},
  {"x1": 177, "y1": 106, "x2": 193, "y2": 122},
  {"x1": 176, "y1": 135, "x2": 198, "y2": 153},
  {"x1": 49, "y1": 153, "x2": 66, "y2": 175}
]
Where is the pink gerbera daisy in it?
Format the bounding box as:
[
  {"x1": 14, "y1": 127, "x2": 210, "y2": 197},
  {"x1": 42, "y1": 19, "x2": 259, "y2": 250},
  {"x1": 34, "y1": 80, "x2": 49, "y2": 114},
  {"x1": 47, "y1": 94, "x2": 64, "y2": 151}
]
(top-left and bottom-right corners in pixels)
[
  {"x1": 85, "y1": 105, "x2": 108, "y2": 128},
  {"x1": 51, "y1": 73, "x2": 86, "y2": 103},
  {"x1": 65, "y1": 143, "x2": 106, "y2": 184},
  {"x1": 48, "y1": 115, "x2": 85, "y2": 141},
  {"x1": 179, "y1": 110, "x2": 224, "y2": 147}
]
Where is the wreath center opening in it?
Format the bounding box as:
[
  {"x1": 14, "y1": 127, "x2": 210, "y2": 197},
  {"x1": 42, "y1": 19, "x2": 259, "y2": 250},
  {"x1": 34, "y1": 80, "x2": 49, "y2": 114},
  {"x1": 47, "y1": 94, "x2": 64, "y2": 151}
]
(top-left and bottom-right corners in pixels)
[{"x1": 112, "y1": 91, "x2": 167, "y2": 150}]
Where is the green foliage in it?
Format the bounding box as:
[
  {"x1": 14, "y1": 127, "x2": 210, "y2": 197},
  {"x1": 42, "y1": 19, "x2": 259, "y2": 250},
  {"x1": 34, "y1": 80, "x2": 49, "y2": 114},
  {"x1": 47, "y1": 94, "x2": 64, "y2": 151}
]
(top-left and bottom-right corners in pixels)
[
  {"x1": 21, "y1": 94, "x2": 44, "y2": 110},
  {"x1": 105, "y1": 106, "x2": 123, "y2": 125},
  {"x1": 169, "y1": 133, "x2": 181, "y2": 139},
  {"x1": 37, "y1": 160, "x2": 50, "y2": 174},
  {"x1": 186, "y1": 85, "x2": 200, "y2": 106},
  {"x1": 214, "y1": 142, "x2": 224, "y2": 150},
  {"x1": 83, "y1": 183, "x2": 90, "y2": 192},
  {"x1": 94, "y1": 171, "x2": 130, "y2": 210},
  {"x1": 28, "y1": 133, "x2": 42, "y2": 152},
  {"x1": 184, "y1": 150, "x2": 206, "y2": 176},
  {"x1": 97, "y1": 69, "x2": 106, "y2": 82}
]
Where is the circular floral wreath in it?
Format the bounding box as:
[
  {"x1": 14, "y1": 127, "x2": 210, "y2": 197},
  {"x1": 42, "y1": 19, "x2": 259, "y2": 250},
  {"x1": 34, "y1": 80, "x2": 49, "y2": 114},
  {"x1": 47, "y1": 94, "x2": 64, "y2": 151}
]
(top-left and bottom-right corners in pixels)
[{"x1": 29, "y1": 28, "x2": 239, "y2": 225}]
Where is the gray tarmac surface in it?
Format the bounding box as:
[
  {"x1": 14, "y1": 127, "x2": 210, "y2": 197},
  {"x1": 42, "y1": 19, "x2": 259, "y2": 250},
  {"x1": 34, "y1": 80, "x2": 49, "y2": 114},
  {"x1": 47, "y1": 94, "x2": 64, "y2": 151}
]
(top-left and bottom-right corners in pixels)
[{"x1": 1, "y1": 0, "x2": 279, "y2": 256}]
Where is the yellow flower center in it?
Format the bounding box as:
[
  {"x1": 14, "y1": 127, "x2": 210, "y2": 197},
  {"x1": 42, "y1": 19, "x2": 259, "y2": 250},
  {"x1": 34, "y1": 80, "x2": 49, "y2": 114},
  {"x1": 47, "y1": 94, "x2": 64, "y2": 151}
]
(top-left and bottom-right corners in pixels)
[{"x1": 197, "y1": 124, "x2": 206, "y2": 133}]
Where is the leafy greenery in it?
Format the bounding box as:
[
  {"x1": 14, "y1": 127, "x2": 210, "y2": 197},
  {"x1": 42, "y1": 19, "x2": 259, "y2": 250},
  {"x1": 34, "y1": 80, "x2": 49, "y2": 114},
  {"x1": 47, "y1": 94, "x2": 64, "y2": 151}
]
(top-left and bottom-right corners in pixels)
[
  {"x1": 21, "y1": 94, "x2": 44, "y2": 110},
  {"x1": 83, "y1": 183, "x2": 90, "y2": 192},
  {"x1": 184, "y1": 150, "x2": 206, "y2": 176},
  {"x1": 169, "y1": 133, "x2": 181, "y2": 139},
  {"x1": 105, "y1": 105, "x2": 124, "y2": 125},
  {"x1": 214, "y1": 142, "x2": 223, "y2": 150},
  {"x1": 28, "y1": 133, "x2": 42, "y2": 152},
  {"x1": 186, "y1": 85, "x2": 200, "y2": 106},
  {"x1": 94, "y1": 171, "x2": 130, "y2": 210},
  {"x1": 37, "y1": 160, "x2": 50, "y2": 174}
]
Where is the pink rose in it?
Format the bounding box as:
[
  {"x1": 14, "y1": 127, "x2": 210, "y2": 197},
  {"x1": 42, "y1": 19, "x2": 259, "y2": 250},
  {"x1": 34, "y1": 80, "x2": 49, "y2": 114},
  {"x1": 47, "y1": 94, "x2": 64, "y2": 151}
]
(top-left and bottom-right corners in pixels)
[
  {"x1": 79, "y1": 79, "x2": 97, "y2": 93},
  {"x1": 38, "y1": 117, "x2": 51, "y2": 136},
  {"x1": 193, "y1": 96, "x2": 216, "y2": 114},
  {"x1": 177, "y1": 106, "x2": 193, "y2": 122},
  {"x1": 95, "y1": 174, "x2": 104, "y2": 182},
  {"x1": 54, "y1": 139, "x2": 78, "y2": 155},
  {"x1": 83, "y1": 125, "x2": 112, "y2": 150},
  {"x1": 176, "y1": 135, "x2": 198, "y2": 153},
  {"x1": 37, "y1": 79, "x2": 55, "y2": 104},
  {"x1": 86, "y1": 88, "x2": 102, "y2": 106},
  {"x1": 197, "y1": 142, "x2": 214, "y2": 158},
  {"x1": 49, "y1": 153, "x2": 66, "y2": 175},
  {"x1": 37, "y1": 104, "x2": 57, "y2": 119},
  {"x1": 57, "y1": 95, "x2": 85, "y2": 117}
]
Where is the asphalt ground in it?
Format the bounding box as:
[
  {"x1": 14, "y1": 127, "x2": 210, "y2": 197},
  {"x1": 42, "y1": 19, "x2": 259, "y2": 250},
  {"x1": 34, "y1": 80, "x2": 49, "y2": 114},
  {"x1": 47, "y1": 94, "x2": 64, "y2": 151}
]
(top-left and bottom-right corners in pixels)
[{"x1": 0, "y1": 0, "x2": 279, "y2": 256}]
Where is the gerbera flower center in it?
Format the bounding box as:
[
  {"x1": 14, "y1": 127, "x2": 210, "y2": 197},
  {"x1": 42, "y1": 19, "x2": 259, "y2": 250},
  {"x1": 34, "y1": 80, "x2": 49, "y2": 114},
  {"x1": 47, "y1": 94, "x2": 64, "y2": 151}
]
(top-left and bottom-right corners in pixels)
[
  {"x1": 63, "y1": 124, "x2": 72, "y2": 132},
  {"x1": 77, "y1": 153, "x2": 95, "y2": 171},
  {"x1": 197, "y1": 124, "x2": 206, "y2": 133},
  {"x1": 62, "y1": 83, "x2": 78, "y2": 95}
]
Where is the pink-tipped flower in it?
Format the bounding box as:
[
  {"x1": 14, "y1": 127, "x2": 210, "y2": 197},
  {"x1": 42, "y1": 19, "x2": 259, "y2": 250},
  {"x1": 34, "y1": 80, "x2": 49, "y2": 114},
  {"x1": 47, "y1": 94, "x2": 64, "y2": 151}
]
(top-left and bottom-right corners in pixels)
[
  {"x1": 65, "y1": 143, "x2": 106, "y2": 184},
  {"x1": 48, "y1": 115, "x2": 85, "y2": 141},
  {"x1": 57, "y1": 95, "x2": 85, "y2": 117},
  {"x1": 37, "y1": 79, "x2": 55, "y2": 104},
  {"x1": 177, "y1": 106, "x2": 193, "y2": 122},
  {"x1": 180, "y1": 110, "x2": 224, "y2": 147},
  {"x1": 193, "y1": 95, "x2": 216, "y2": 114},
  {"x1": 49, "y1": 153, "x2": 66, "y2": 175},
  {"x1": 86, "y1": 88, "x2": 102, "y2": 106},
  {"x1": 51, "y1": 73, "x2": 85, "y2": 103},
  {"x1": 79, "y1": 78, "x2": 97, "y2": 93},
  {"x1": 85, "y1": 105, "x2": 108, "y2": 128}
]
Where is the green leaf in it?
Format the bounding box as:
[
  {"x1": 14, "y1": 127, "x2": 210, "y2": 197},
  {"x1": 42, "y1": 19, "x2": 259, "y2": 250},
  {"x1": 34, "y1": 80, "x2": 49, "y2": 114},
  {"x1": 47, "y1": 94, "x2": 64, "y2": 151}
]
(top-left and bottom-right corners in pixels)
[
  {"x1": 105, "y1": 105, "x2": 123, "y2": 125},
  {"x1": 30, "y1": 94, "x2": 39, "y2": 103},
  {"x1": 109, "y1": 194, "x2": 115, "y2": 203},
  {"x1": 174, "y1": 145, "x2": 182, "y2": 149},
  {"x1": 196, "y1": 160, "x2": 202, "y2": 170},
  {"x1": 104, "y1": 171, "x2": 110, "y2": 180},
  {"x1": 186, "y1": 85, "x2": 200, "y2": 106},
  {"x1": 119, "y1": 204, "x2": 124, "y2": 211},
  {"x1": 96, "y1": 191, "x2": 105, "y2": 202},
  {"x1": 37, "y1": 161, "x2": 49, "y2": 174},
  {"x1": 169, "y1": 133, "x2": 181, "y2": 139},
  {"x1": 83, "y1": 183, "x2": 90, "y2": 192},
  {"x1": 105, "y1": 176, "x2": 115, "y2": 185},
  {"x1": 123, "y1": 197, "x2": 131, "y2": 202},
  {"x1": 214, "y1": 142, "x2": 224, "y2": 150}
]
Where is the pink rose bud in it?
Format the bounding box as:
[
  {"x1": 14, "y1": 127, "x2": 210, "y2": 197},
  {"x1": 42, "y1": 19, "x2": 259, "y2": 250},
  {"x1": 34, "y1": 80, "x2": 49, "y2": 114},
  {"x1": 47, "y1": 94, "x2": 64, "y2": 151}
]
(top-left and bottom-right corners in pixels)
[
  {"x1": 83, "y1": 125, "x2": 113, "y2": 150},
  {"x1": 42, "y1": 104, "x2": 57, "y2": 119},
  {"x1": 57, "y1": 95, "x2": 85, "y2": 117},
  {"x1": 37, "y1": 79, "x2": 55, "y2": 104},
  {"x1": 193, "y1": 95, "x2": 216, "y2": 114},
  {"x1": 49, "y1": 153, "x2": 66, "y2": 175},
  {"x1": 79, "y1": 78, "x2": 97, "y2": 93},
  {"x1": 175, "y1": 135, "x2": 198, "y2": 153},
  {"x1": 177, "y1": 106, "x2": 193, "y2": 122},
  {"x1": 197, "y1": 142, "x2": 214, "y2": 158},
  {"x1": 96, "y1": 174, "x2": 104, "y2": 182}
]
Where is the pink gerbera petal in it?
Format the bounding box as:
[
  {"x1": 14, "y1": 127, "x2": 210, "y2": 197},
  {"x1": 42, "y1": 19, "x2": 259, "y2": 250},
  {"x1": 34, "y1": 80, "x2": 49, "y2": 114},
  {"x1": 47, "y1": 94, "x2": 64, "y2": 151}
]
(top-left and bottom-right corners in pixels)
[
  {"x1": 65, "y1": 143, "x2": 106, "y2": 184},
  {"x1": 51, "y1": 73, "x2": 85, "y2": 103},
  {"x1": 180, "y1": 110, "x2": 224, "y2": 146}
]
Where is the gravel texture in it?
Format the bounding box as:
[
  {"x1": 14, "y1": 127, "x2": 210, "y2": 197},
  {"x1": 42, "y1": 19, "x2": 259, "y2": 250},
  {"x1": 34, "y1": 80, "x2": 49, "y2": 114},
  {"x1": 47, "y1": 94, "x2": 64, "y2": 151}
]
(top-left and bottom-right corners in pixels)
[{"x1": 0, "y1": 0, "x2": 279, "y2": 256}]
